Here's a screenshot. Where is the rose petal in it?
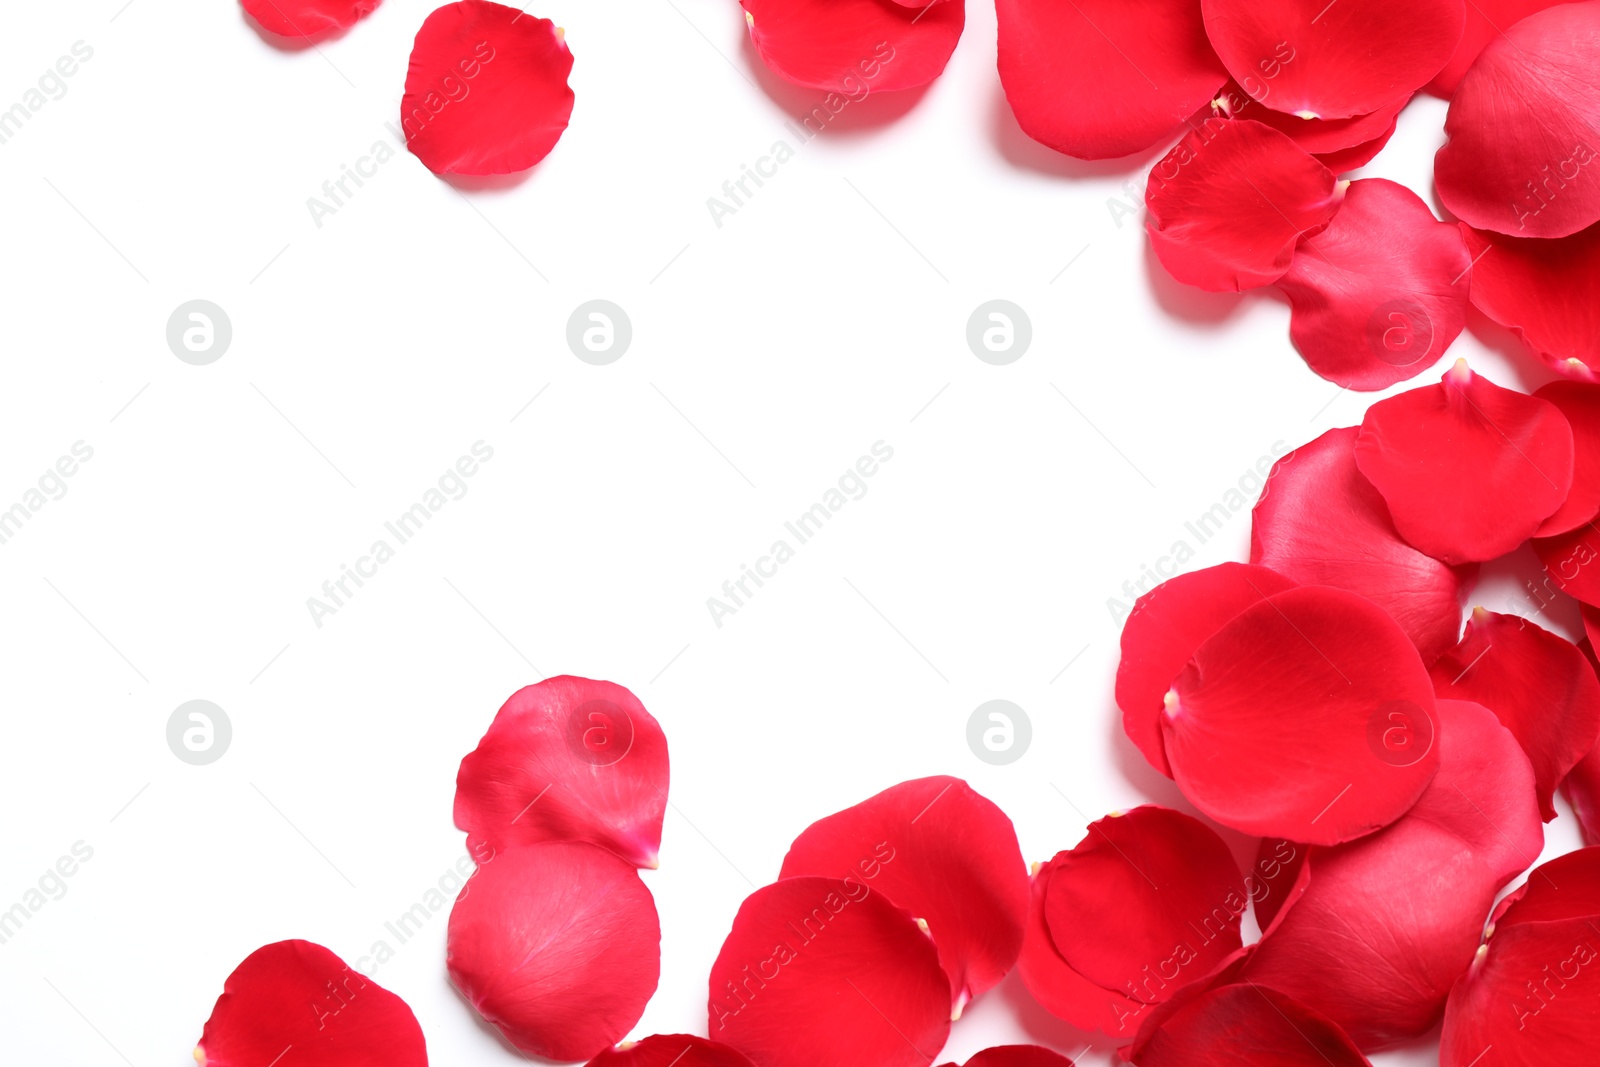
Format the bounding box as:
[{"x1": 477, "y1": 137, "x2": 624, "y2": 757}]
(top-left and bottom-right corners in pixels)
[
  {"x1": 1146, "y1": 118, "x2": 1341, "y2": 292},
  {"x1": 1567, "y1": 615, "x2": 1600, "y2": 845},
  {"x1": 1277, "y1": 179, "x2": 1471, "y2": 390},
  {"x1": 996, "y1": 0, "x2": 1227, "y2": 159},
  {"x1": 1131, "y1": 984, "x2": 1373, "y2": 1067},
  {"x1": 1431, "y1": 609, "x2": 1600, "y2": 820},
  {"x1": 1214, "y1": 84, "x2": 1409, "y2": 155},
  {"x1": 1533, "y1": 382, "x2": 1600, "y2": 536},
  {"x1": 455, "y1": 676, "x2": 668, "y2": 869},
  {"x1": 402, "y1": 2, "x2": 574, "y2": 176},
  {"x1": 1491, "y1": 846, "x2": 1600, "y2": 927},
  {"x1": 1163, "y1": 585, "x2": 1440, "y2": 845},
  {"x1": 1251, "y1": 425, "x2": 1475, "y2": 663},
  {"x1": 1435, "y1": 2, "x2": 1600, "y2": 238},
  {"x1": 1200, "y1": 0, "x2": 1463, "y2": 119},
  {"x1": 1428, "y1": 0, "x2": 1572, "y2": 97},
  {"x1": 241, "y1": 0, "x2": 379, "y2": 38},
  {"x1": 740, "y1": 0, "x2": 964, "y2": 94},
  {"x1": 779, "y1": 777, "x2": 1027, "y2": 1012},
  {"x1": 938, "y1": 1047, "x2": 1077, "y2": 1067},
  {"x1": 1462, "y1": 222, "x2": 1600, "y2": 382},
  {"x1": 586, "y1": 1035, "x2": 757, "y2": 1067},
  {"x1": 447, "y1": 841, "x2": 661, "y2": 1060},
  {"x1": 1313, "y1": 122, "x2": 1397, "y2": 174},
  {"x1": 707, "y1": 876, "x2": 951, "y2": 1067},
  {"x1": 1116, "y1": 562, "x2": 1298, "y2": 777},
  {"x1": 1354, "y1": 362, "x2": 1575, "y2": 563},
  {"x1": 1249, "y1": 838, "x2": 1310, "y2": 933},
  {"x1": 1533, "y1": 522, "x2": 1600, "y2": 607}
]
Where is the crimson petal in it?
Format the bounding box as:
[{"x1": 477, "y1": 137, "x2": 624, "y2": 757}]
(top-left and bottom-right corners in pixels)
[
  {"x1": 455, "y1": 676, "x2": 667, "y2": 869},
  {"x1": 1533, "y1": 381, "x2": 1600, "y2": 536},
  {"x1": 996, "y1": 0, "x2": 1227, "y2": 160},
  {"x1": 1462, "y1": 222, "x2": 1600, "y2": 382},
  {"x1": 586, "y1": 1035, "x2": 756, "y2": 1067},
  {"x1": 938, "y1": 1047, "x2": 1076, "y2": 1067},
  {"x1": 1277, "y1": 179, "x2": 1471, "y2": 390},
  {"x1": 779, "y1": 776, "x2": 1027, "y2": 1012},
  {"x1": 241, "y1": 0, "x2": 379, "y2": 38},
  {"x1": 1427, "y1": 0, "x2": 1571, "y2": 97},
  {"x1": 447, "y1": 841, "x2": 660, "y2": 1060},
  {"x1": 740, "y1": 0, "x2": 964, "y2": 94},
  {"x1": 402, "y1": 2, "x2": 574, "y2": 176},
  {"x1": 1131, "y1": 984, "x2": 1372, "y2": 1066},
  {"x1": 1533, "y1": 522, "x2": 1600, "y2": 607},
  {"x1": 1215, "y1": 84, "x2": 1409, "y2": 156},
  {"x1": 196, "y1": 940, "x2": 427, "y2": 1067},
  {"x1": 1313, "y1": 124, "x2": 1397, "y2": 174},
  {"x1": 1146, "y1": 118, "x2": 1341, "y2": 292}
]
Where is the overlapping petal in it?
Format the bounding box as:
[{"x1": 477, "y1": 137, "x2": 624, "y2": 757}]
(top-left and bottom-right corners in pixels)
[
  {"x1": 1128, "y1": 983, "x2": 1373, "y2": 1066},
  {"x1": 938, "y1": 1047, "x2": 1076, "y2": 1067},
  {"x1": 740, "y1": 0, "x2": 964, "y2": 94},
  {"x1": 1533, "y1": 522, "x2": 1600, "y2": 607},
  {"x1": 1214, "y1": 84, "x2": 1409, "y2": 156},
  {"x1": 1462, "y1": 222, "x2": 1600, "y2": 382},
  {"x1": 1533, "y1": 382, "x2": 1600, "y2": 536},
  {"x1": 1428, "y1": 0, "x2": 1571, "y2": 97},
  {"x1": 241, "y1": 0, "x2": 380, "y2": 38},
  {"x1": 1313, "y1": 125, "x2": 1397, "y2": 174},
  {"x1": 586, "y1": 1035, "x2": 757, "y2": 1067}
]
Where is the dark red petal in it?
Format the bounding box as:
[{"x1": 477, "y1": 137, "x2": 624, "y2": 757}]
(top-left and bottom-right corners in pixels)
[
  {"x1": 1431, "y1": 609, "x2": 1600, "y2": 820},
  {"x1": 1277, "y1": 179, "x2": 1471, "y2": 391},
  {"x1": 455, "y1": 676, "x2": 667, "y2": 869},
  {"x1": 1251, "y1": 425, "x2": 1475, "y2": 663},
  {"x1": 1163, "y1": 585, "x2": 1440, "y2": 845},
  {"x1": 1133, "y1": 984, "x2": 1373, "y2": 1067},
  {"x1": 1249, "y1": 838, "x2": 1310, "y2": 934},
  {"x1": 707, "y1": 876, "x2": 950, "y2": 1067},
  {"x1": 1045, "y1": 808, "x2": 1246, "y2": 1002},
  {"x1": 1533, "y1": 522, "x2": 1600, "y2": 607},
  {"x1": 1428, "y1": 0, "x2": 1571, "y2": 97},
  {"x1": 586, "y1": 1035, "x2": 757, "y2": 1067},
  {"x1": 1313, "y1": 122, "x2": 1397, "y2": 174},
  {"x1": 402, "y1": 2, "x2": 574, "y2": 176},
  {"x1": 1116, "y1": 563, "x2": 1298, "y2": 777},
  {"x1": 740, "y1": 0, "x2": 964, "y2": 94},
  {"x1": 1214, "y1": 85, "x2": 1409, "y2": 155},
  {"x1": 1354, "y1": 362, "x2": 1575, "y2": 563},
  {"x1": 1462, "y1": 222, "x2": 1600, "y2": 382},
  {"x1": 779, "y1": 777, "x2": 1027, "y2": 1012},
  {"x1": 1533, "y1": 381, "x2": 1600, "y2": 536},
  {"x1": 1435, "y1": 2, "x2": 1600, "y2": 238},
  {"x1": 1568, "y1": 614, "x2": 1600, "y2": 845},
  {"x1": 448, "y1": 841, "x2": 659, "y2": 1060},
  {"x1": 944, "y1": 1047, "x2": 1076, "y2": 1067},
  {"x1": 1146, "y1": 118, "x2": 1341, "y2": 292},
  {"x1": 995, "y1": 0, "x2": 1226, "y2": 160},
  {"x1": 196, "y1": 940, "x2": 427, "y2": 1067},
  {"x1": 241, "y1": 0, "x2": 379, "y2": 38},
  {"x1": 1200, "y1": 0, "x2": 1463, "y2": 119}
]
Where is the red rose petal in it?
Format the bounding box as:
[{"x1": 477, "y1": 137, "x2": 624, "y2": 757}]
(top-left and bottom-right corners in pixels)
[
  {"x1": 1277, "y1": 179, "x2": 1471, "y2": 390},
  {"x1": 707, "y1": 876, "x2": 951, "y2": 1067},
  {"x1": 1354, "y1": 362, "x2": 1575, "y2": 563},
  {"x1": 402, "y1": 2, "x2": 574, "y2": 176},
  {"x1": 995, "y1": 0, "x2": 1226, "y2": 160},
  {"x1": 447, "y1": 841, "x2": 661, "y2": 1060},
  {"x1": 1313, "y1": 123, "x2": 1397, "y2": 174},
  {"x1": 779, "y1": 776, "x2": 1027, "y2": 1013},
  {"x1": 938, "y1": 1047, "x2": 1076, "y2": 1067},
  {"x1": 196, "y1": 940, "x2": 427, "y2": 1067},
  {"x1": 1116, "y1": 562, "x2": 1298, "y2": 777},
  {"x1": 1565, "y1": 742, "x2": 1600, "y2": 848},
  {"x1": 1427, "y1": 0, "x2": 1571, "y2": 97},
  {"x1": 1435, "y1": 2, "x2": 1600, "y2": 238},
  {"x1": 1145, "y1": 118, "x2": 1341, "y2": 292},
  {"x1": 740, "y1": 0, "x2": 964, "y2": 94},
  {"x1": 1533, "y1": 522, "x2": 1600, "y2": 607},
  {"x1": 586, "y1": 1035, "x2": 756, "y2": 1067},
  {"x1": 1215, "y1": 85, "x2": 1409, "y2": 156},
  {"x1": 455, "y1": 676, "x2": 668, "y2": 869},
  {"x1": 1131, "y1": 984, "x2": 1373, "y2": 1067},
  {"x1": 1492, "y1": 846, "x2": 1600, "y2": 927},
  {"x1": 1251, "y1": 425, "x2": 1475, "y2": 663},
  {"x1": 241, "y1": 0, "x2": 379, "y2": 38},
  {"x1": 1249, "y1": 838, "x2": 1310, "y2": 933},
  {"x1": 1163, "y1": 585, "x2": 1440, "y2": 845},
  {"x1": 1431, "y1": 609, "x2": 1600, "y2": 820},
  {"x1": 1533, "y1": 381, "x2": 1600, "y2": 536},
  {"x1": 1200, "y1": 0, "x2": 1463, "y2": 119},
  {"x1": 1462, "y1": 222, "x2": 1600, "y2": 382}
]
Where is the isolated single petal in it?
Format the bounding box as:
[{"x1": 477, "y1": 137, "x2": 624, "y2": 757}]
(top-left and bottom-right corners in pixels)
[
  {"x1": 1201, "y1": 0, "x2": 1463, "y2": 119},
  {"x1": 707, "y1": 876, "x2": 950, "y2": 1067},
  {"x1": 447, "y1": 841, "x2": 660, "y2": 1061},
  {"x1": 1533, "y1": 522, "x2": 1600, "y2": 607},
  {"x1": 938, "y1": 1047, "x2": 1077, "y2": 1067},
  {"x1": 402, "y1": 1, "x2": 574, "y2": 176},
  {"x1": 455, "y1": 676, "x2": 667, "y2": 868},
  {"x1": 1428, "y1": 0, "x2": 1572, "y2": 97},
  {"x1": 241, "y1": 0, "x2": 379, "y2": 38},
  {"x1": 779, "y1": 776, "x2": 1027, "y2": 1010},
  {"x1": 586, "y1": 1035, "x2": 757, "y2": 1067},
  {"x1": 1252, "y1": 426, "x2": 1475, "y2": 663},
  {"x1": 1146, "y1": 118, "x2": 1341, "y2": 292},
  {"x1": 1163, "y1": 585, "x2": 1440, "y2": 845},
  {"x1": 1354, "y1": 362, "x2": 1575, "y2": 563},
  {"x1": 1277, "y1": 179, "x2": 1471, "y2": 390},
  {"x1": 1117, "y1": 562, "x2": 1297, "y2": 777},
  {"x1": 1462, "y1": 222, "x2": 1600, "y2": 382},
  {"x1": 1132, "y1": 983, "x2": 1373, "y2": 1066},
  {"x1": 740, "y1": 0, "x2": 964, "y2": 94},
  {"x1": 1435, "y1": 2, "x2": 1600, "y2": 238},
  {"x1": 196, "y1": 940, "x2": 427, "y2": 1067},
  {"x1": 1431, "y1": 609, "x2": 1600, "y2": 820},
  {"x1": 1533, "y1": 381, "x2": 1600, "y2": 535},
  {"x1": 996, "y1": 0, "x2": 1226, "y2": 159}
]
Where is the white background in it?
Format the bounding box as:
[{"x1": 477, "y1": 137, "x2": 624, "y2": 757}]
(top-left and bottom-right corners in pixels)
[{"x1": 0, "y1": 2, "x2": 1587, "y2": 1065}]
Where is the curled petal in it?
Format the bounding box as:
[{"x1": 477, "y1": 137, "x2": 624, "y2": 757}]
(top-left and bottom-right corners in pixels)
[
  {"x1": 1354, "y1": 362, "x2": 1575, "y2": 563},
  {"x1": 1533, "y1": 522, "x2": 1600, "y2": 607},
  {"x1": 402, "y1": 2, "x2": 574, "y2": 176},
  {"x1": 740, "y1": 0, "x2": 964, "y2": 94},
  {"x1": 455, "y1": 676, "x2": 667, "y2": 869},
  {"x1": 1277, "y1": 179, "x2": 1471, "y2": 390},
  {"x1": 1117, "y1": 563, "x2": 1297, "y2": 777},
  {"x1": 1533, "y1": 381, "x2": 1600, "y2": 536},
  {"x1": 196, "y1": 940, "x2": 427, "y2": 1067},
  {"x1": 1567, "y1": 614, "x2": 1600, "y2": 845},
  {"x1": 779, "y1": 777, "x2": 1027, "y2": 1010},
  {"x1": 1435, "y1": 2, "x2": 1600, "y2": 238},
  {"x1": 1215, "y1": 84, "x2": 1409, "y2": 156},
  {"x1": 1251, "y1": 426, "x2": 1474, "y2": 663},
  {"x1": 586, "y1": 1035, "x2": 756, "y2": 1067},
  {"x1": 1491, "y1": 846, "x2": 1600, "y2": 928},
  {"x1": 1431, "y1": 609, "x2": 1600, "y2": 821},
  {"x1": 1200, "y1": 0, "x2": 1463, "y2": 119},
  {"x1": 1428, "y1": 0, "x2": 1571, "y2": 97},
  {"x1": 1249, "y1": 838, "x2": 1310, "y2": 934},
  {"x1": 1313, "y1": 123, "x2": 1397, "y2": 174},
  {"x1": 1463, "y1": 222, "x2": 1600, "y2": 382},
  {"x1": 1131, "y1": 984, "x2": 1373, "y2": 1067},
  {"x1": 1146, "y1": 118, "x2": 1341, "y2": 292},
  {"x1": 241, "y1": 0, "x2": 379, "y2": 38},
  {"x1": 996, "y1": 0, "x2": 1226, "y2": 159},
  {"x1": 707, "y1": 876, "x2": 950, "y2": 1067},
  {"x1": 939, "y1": 1047, "x2": 1077, "y2": 1067},
  {"x1": 1162, "y1": 585, "x2": 1440, "y2": 846}
]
